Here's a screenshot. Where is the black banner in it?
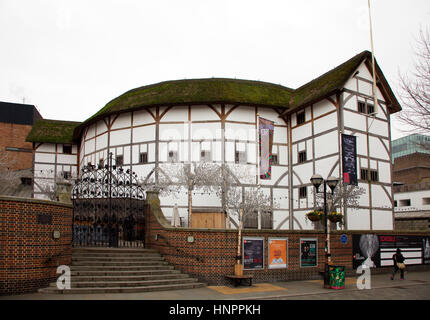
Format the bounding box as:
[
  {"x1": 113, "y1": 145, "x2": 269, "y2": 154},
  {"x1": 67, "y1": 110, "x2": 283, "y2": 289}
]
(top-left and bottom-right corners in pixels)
[{"x1": 341, "y1": 134, "x2": 358, "y2": 186}]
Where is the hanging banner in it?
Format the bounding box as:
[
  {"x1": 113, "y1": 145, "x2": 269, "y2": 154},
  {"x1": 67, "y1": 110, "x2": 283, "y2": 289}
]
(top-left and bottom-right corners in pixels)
[
  {"x1": 259, "y1": 117, "x2": 274, "y2": 180},
  {"x1": 423, "y1": 237, "x2": 430, "y2": 265},
  {"x1": 300, "y1": 238, "x2": 317, "y2": 267},
  {"x1": 243, "y1": 237, "x2": 264, "y2": 269},
  {"x1": 268, "y1": 238, "x2": 288, "y2": 269},
  {"x1": 341, "y1": 134, "x2": 358, "y2": 186}
]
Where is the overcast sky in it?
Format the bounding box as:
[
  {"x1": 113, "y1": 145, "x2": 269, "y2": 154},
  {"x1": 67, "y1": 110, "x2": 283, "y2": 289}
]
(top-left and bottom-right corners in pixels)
[{"x1": 1, "y1": 0, "x2": 429, "y2": 139}]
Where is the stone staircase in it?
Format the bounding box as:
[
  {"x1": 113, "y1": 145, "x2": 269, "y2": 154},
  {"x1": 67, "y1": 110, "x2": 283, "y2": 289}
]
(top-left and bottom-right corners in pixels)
[{"x1": 39, "y1": 247, "x2": 206, "y2": 294}]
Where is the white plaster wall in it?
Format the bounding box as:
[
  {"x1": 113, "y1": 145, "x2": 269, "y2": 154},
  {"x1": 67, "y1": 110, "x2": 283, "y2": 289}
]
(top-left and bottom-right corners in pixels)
[
  {"x1": 347, "y1": 208, "x2": 370, "y2": 230},
  {"x1": 133, "y1": 125, "x2": 155, "y2": 143},
  {"x1": 163, "y1": 106, "x2": 189, "y2": 122},
  {"x1": 313, "y1": 131, "x2": 339, "y2": 159},
  {"x1": 372, "y1": 210, "x2": 393, "y2": 230},
  {"x1": 313, "y1": 112, "x2": 337, "y2": 136},
  {"x1": 313, "y1": 99, "x2": 336, "y2": 119},
  {"x1": 111, "y1": 112, "x2": 131, "y2": 130},
  {"x1": 226, "y1": 105, "x2": 254, "y2": 122},
  {"x1": 394, "y1": 190, "x2": 430, "y2": 211},
  {"x1": 35, "y1": 153, "x2": 55, "y2": 163},
  {"x1": 133, "y1": 109, "x2": 155, "y2": 126},
  {"x1": 291, "y1": 122, "x2": 312, "y2": 142}
]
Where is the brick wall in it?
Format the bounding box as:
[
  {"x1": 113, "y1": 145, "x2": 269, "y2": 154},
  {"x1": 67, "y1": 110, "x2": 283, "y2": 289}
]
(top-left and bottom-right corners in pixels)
[
  {"x1": 0, "y1": 196, "x2": 72, "y2": 295},
  {"x1": 0, "y1": 122, "x2": 33, "y2": 171},
  {"x1": 144, "y1": 191, "x2": 430, "y2": 285}
]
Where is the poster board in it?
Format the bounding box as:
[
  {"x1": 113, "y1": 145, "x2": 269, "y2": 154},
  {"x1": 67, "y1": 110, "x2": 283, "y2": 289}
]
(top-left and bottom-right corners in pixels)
[
  {"x1": 243, "y1": 237, "x2": 264, "y2": 270},
  {"x1": 268, "y1": 238, "x2": 288, "y2": 269},
  {"x1": 300, "y1": 238, "x2": 318, "y2": 267}
]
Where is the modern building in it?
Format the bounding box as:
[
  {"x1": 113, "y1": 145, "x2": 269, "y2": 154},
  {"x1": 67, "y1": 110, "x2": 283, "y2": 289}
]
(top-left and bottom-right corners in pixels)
[
  {"x1": 26, "y1": 50, "x2": 402, "y2": 231},
  {"x1": 392, "y1": 134, "x2": 430, "y2": 161},
  {"x1": 0, "y1": 101, "x2": 42, "y2": 171}
]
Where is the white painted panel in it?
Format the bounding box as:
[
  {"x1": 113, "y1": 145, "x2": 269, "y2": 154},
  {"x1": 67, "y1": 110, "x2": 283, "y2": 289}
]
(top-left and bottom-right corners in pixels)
[
  {"x1": 214, "y1": 141, "x2": 222, "y2": 161},
  {"x1": 224, "y1": 123, "x2": 254, "y2": 141},
  {"x1": 133, "y1": 125, "x2": 156, "y2": 143},
  {"x1": 368, "y1": 118, "x2": 389, "y2": 137},
  {"x1": 191, "y1": 105, "x2": 220, "y2": 121},
  {"x1": 132, "y1": 145, "x2": 139, "y2": 163},
  {"x1": 357, "y1": 183, "x2": 370, "y2": 207},
  {"x1": 347, "y1": 208, "x2": 370, "y2": 230},
  {"x1": 343, "y1": 110, "x2": 366, "y2": 132},
  {"x1": 226, "y1": 105, "x2": 255, "y2": 122},
  {"x1": 225, "y1": 142, "x2": 234, "y2": 162},
  {"x1": 257, "y1": 107, "x2": 284, "y2": 125},
  {"x1": 133, "y1": 164, "x2": 155, "y2": 182},
  {"x1": 279, "y1": 146, "x2": 288, "y2": 165},
  {"x1": 378, "y1": 162, "x2": 391, "y2": 185},
  {"x1": 96, "y1": 133, "x2": 108, "y2": 150},
  {"x1": 273, "y1": 189, "x2": 289, "y2": 209},
  {"x1": 372, "y1": 210, "x2": 393, "y2": 230},
  {"x1": 273, "y1": 210, "x2": 289, "y2": 230},
  {"x1": 313, "y1": 99, "x2": 336, "y2": 119},
  {"x1": 274, "y1": 126, "x2": 287, "y2": 144},
  {"x1": 159, "y1": 142, "x2": 167, "y2": 162},
  {"x1": 35, "y1": 153, "x2": 55, "y2": 163},
  {"x1": 293, "y1": 210, "x2": 313, "y2": 230},
  {"x1": 36, "y1": 143, "x2": 56, "y2": 153},
  {"x1": 293, "y1": 162, "x2": 313, "y2": 186},
  {"x1": 191, "y1": 192, "x2": 221, "y2": 207},
  {"x1": 96, "y1": 120, "x2": 108, "y2": 134},
  {"x1": 160, "y1": 123, "x2": 188, "y2": 141},
  {"x1": 148, "y1": 143, "x2": 155, "y2": 162},
  {"x1": 86, "y1": 124, "x2": 96, "y2": 139},
  {"x1": 110, "y1": 129, "x2": 131, "y2": 146},
  {"x1": 354, "y1": 132, "x2": 368, "y2": 157},
  {"x1": 343, "y1": 76, "x2": 357, "y2": 92},
  {"x1": 124, "y1": 146, "x2": 131, "y2": 164},
  {"x1": 358, "y1": 80, "x2": 373, "y2": 97},
  {"x1": 192, "y1": 122, "x2": 220, "y2": 140},
  {"x1": 191, "y1": 142, "x2": 200, "y2": 162},
  {"x1": 133, "y1": 109, "x2": 155, "y2": 126},
  {"x1": 57, "y1": 154, "x2": 77, "y2": 164},
  {"x1": 247, "y1": 143, "x2": 256, "y2": 164},
  {"x1": 85, "y1": 139, "x2": 95, "y2": 154},
  {"x1": 314, "y1": 131, "x2": 338, "y2": 158},
  {"x1": 162, "y1": 106, "x2": 188, "y2": 122},
  {"x1": 291, "y1": 122, "x2": 312, "y2": 142},
  {"x1": 111, "y1": 112, "x2": 131, "y2": 130},
  {"x1": 371, "y1": 184, "x2": 391, "y2": 209},
  {"x1": 313, "y1": 113, "x2": 338, "y2": 135}
]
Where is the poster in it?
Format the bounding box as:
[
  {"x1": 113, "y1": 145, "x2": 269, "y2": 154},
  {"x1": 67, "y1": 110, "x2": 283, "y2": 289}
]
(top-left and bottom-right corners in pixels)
[
  {"x1": 268, "y1": 238, "x2": 288, "y2": 269},
  {"x1": 300, "y1": 238, "x2": 317, "y2": 267},
  {"x1": 352, "y1": 234, "x2": 380, "y2": 269},
  {"x1": 341, "y1": 134, "x2": 358, "y2": 186},
  {"x1": 379, "y1": 235, "x2": 423, "y2": 266},
  {"x1": 258, "y1": 117, "x2": 274, "y2": 180},
  {"x1": 243, "y1": 237, "x2": 264, "y2": 269}
]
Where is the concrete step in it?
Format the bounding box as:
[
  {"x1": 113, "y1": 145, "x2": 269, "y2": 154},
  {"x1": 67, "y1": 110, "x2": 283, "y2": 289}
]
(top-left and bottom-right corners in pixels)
[
  {"x1": 71, "y1": 265, "x2": 175, "y2": 272},
  {"x1": 72, "y1": 256, "x2": 165, "y2": 262},
  {"x1": 71, "y1": 269, "x2": 181, "y2": 277},
  {"x1": 72, "y1": 247, "x2": 157, "y2": 254},
  {"x1": 71, "y1": 261, "x2": 169, "y2": 267},
  {"x1": 67, "y1": 273, "x2": 190, "y2": 283},
  {"x1": 50, "y1": 277, "x2": 198, "y2": 288},
  {"x1": 38, "y1": 282, "x2": 206, "y2": 294}
]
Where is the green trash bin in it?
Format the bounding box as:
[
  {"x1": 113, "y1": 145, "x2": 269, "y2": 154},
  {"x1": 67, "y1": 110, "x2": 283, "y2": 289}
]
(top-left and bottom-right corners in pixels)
[{"x1": 329, "y1": 265, "x2": 345, "y2": 290}]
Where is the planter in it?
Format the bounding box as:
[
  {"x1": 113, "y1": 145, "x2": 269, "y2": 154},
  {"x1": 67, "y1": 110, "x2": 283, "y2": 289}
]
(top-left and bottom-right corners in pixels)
[
  {"x1": 328, "y1": 215, "x2": 342, "y2": 223},
  {"x1": 307, "y1": 215, "x2": 321, "y2": 222}
]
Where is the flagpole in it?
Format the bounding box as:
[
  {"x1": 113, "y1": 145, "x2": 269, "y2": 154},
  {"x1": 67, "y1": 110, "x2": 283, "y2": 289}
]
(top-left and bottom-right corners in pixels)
[{"x1": 368, "y1": 0, "x2": 379, "y2": 113}]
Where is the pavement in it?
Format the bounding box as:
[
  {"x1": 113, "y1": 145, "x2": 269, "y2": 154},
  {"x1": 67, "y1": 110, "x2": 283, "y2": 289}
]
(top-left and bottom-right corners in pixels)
[{"x1": 2, "y1": 269, "x2": 430, "y2": 300}]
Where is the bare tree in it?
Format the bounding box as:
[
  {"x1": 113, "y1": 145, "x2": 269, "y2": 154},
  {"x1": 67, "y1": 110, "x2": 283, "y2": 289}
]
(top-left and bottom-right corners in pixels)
[
  {"x1": 396, "y1": 27, "x2": 430, "y2": 142},
  {"x1": 0, "y1": 150, "x2": 20, "y2": 193},
  {"x1": 313, "y1": 181, "x2": 366, "y2": 226}
]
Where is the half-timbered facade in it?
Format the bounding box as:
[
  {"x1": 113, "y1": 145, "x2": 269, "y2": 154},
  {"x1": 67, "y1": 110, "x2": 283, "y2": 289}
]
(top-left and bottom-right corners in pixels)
[{"x1": 27, "y1": 50, "x2": 401, "y2": 230}]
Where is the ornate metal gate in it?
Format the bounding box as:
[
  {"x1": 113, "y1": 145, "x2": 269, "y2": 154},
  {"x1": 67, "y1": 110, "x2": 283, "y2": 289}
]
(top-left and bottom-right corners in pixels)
[{"x1": 72, "y1": 153, "x2": 146, "y2": 247}]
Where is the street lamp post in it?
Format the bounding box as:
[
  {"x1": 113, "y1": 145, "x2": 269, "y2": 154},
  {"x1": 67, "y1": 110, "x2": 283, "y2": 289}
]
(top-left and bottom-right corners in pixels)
[{"x1": 310, "y1": 174, "x2": 339, "y2": 289}]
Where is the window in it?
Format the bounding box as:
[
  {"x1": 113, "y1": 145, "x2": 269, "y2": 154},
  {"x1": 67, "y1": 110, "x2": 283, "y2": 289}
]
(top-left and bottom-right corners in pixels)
[
  {"x1": 168, "y1": 150, "x2": 178, "y2": 162},
  {"x1": 200, "y1": 150, "x2": 211, "y2": 162},
  {"x1": 235, "y1": 142, "x2": 247, "y2": 164},
  {"x1": 62, "y1": 171, "x2": 71, "y2": 179},
  {"x1": 139, "y1": 152, "x2": 148, "y2": 164},
  {"x1": 358, "y1": 101, "x2": 375, "y2": 115},
  {"x1": 423, "y1": 198, "x2": 430, "y2": 205},
  {"x1": 360, "y1": 168, "x2": 379, "y2": 182},
  {"x1": 299, "y1": 186, "x2": 307, "y2": 198},
  {"x1": 270, "y1": 154, "x2": 278, "y2": 165},
  {"x1": 399, "y1": 199, "x2": 411, "y2": 207},
  {"x1": 298, "y1": 151, "x2": 307, "y2": 163},
  {"x1": 261, "y1": 211, "x2": 273, "y2": 229},
  {"x1": 297, "y1": 111, "x2": 305, "y2": 125},
  {"x1": 394, "y1": 200, "x2": 398, "y2": 207},
  {"x1": 98, "y1": 158, "x2": 104, "y2": 169},
  {"x1": 20, "y1": 177, "x2": 32, "y2": 185},
  {"x1": 116, "y1": 155, "x2": 124, "y2": 166},
  {"x1": 63, "y1": 145, "x2": 72, "y2": 154},
  {"x1": 243, "y1": 211, "x2": 258, "y2": 229}
]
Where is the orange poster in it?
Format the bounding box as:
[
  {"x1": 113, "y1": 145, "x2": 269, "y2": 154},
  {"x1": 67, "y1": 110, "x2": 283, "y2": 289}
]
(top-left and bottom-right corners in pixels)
[{"x1": 268, "y1": 238, "x2": 287, "y2": 269}]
